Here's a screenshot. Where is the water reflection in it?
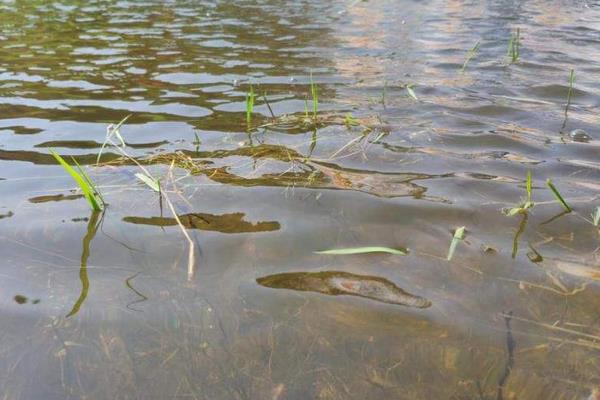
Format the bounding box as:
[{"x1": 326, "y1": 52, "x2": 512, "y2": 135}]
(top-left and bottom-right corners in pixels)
[{"x1": 66, "y1": 210, "x2": 101, "y2": 317}]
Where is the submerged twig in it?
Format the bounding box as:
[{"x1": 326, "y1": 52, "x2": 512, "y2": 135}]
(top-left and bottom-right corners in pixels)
[{"x1": 165, "y1": 161, "x2": 196, "y2": 281}]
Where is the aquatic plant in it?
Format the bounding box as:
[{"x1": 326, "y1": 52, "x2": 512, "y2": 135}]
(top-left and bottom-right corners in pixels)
[
  {"x1": 262, "y1": 92, "x2": 276, "y2": 119},
  {"x1": 50, "y1": 150, "x2": 104, "y2": 211},
  {"x1": 344, "y1": 113, "x2": 359, "y2": 128},
  {"x1": 97, "y1": 115, "x2": 130, "y2": 165},
  {"x1": 193, "y1": 131, "x2": 201, "y2": 153},
  {"x1": 460, "y1": 41, "x2": 480, "y2": 72},
  {"x1": 592, "y1": 206, "x2": 600, "y2": 227},
  {"x1": 546, "y1": 179, "x2": 572, "y2": 213},
  {"x1": 507, "y1": 28, "x2": 521, "y2": 63},
  {"x1": 246, "y1": 84, "x2": 255, "y2": 125},
  {"x1": 406, "y1": 84, "x2": 418, "y2": 100},
  {"x1": 511, "y1": 214, "x2": 528, "y2": 258},
  {"x1": 447, "y1": 226, "x2": 466, "y2": 261},
  {"x1": 135, "y1": 172, "x2": 160, "y2": 193},
  {"x1": 315, "y1": 246, "x2": 408, "y2": 255},
  {"x1": 310, "y1": 71, "x2": 318, "y2": 120},
  {"x1": 505, "y1": 170, "x2": 534, "y2": 216},
  {"x1": 565, "y1": 69, "x2": 575, "y2": 117}
]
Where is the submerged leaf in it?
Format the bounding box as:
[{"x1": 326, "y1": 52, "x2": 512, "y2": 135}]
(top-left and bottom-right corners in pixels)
[{"x1": 315, "y1": 246, "x2": 408, "y2": 256}]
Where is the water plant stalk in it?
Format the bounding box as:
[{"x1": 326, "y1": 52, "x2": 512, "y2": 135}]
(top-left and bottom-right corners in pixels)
[{"x1": 51, "y1": 150, "x2": 104, "y2": 211}]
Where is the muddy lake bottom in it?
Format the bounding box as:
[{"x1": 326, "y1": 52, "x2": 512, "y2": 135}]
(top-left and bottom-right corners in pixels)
[{"x1": 1, "y1": 1, "x2": 600, "y2": 399}]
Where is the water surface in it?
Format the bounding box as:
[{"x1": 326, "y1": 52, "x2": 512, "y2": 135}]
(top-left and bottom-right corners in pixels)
[{"x1": 1, "y1": 1, "x2": 600, "y2": 399}]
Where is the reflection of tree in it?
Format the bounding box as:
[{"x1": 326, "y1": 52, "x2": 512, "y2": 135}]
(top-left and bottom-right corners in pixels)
[{"x1": 66, "y1": 210, "x2": 101, "y2": 317}]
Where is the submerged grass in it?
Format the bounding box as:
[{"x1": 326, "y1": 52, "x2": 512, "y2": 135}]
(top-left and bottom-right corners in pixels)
[
  {"x1": 246, "y1": 84, "x2": 255, "y2": 125},
  {"x1": 460, "y1": 41, "x2": 480, "y2": 73},
  {"x1": 546, "y1": 179, "x2": 572, "y2": 213},
  {"x1": 565, "y1": 69, "x2": 575, "y2": 117},
  {"x1": 51, "y1": 150, "x2": 104, "y2": 211},
  {"x1": 309, "y1": 71, "x2": 318, "y2": 120},
  {"x1": 507, "y1": 28, "x2": 521, "y2": 63}
]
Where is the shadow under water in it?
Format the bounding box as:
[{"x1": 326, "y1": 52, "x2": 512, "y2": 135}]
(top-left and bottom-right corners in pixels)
[
  {"x1": 257, "y1": 271, "x2": 432, "y2": 308},
  {"x1": 123, "y1": 212, "x2": 280, "y2": 233}
]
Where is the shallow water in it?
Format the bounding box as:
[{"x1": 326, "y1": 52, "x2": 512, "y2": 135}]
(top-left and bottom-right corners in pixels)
[{"x1": 1, "y1": 1, "x2": 600, "y2": 399}]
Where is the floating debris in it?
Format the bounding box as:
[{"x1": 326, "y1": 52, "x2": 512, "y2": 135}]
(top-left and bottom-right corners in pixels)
[
  {"x1": 569, "y1": 129, "x2": 592, "y2": 143},
  {"x1": 257, "y1": 271, "x2": 431, "y2": 308}
]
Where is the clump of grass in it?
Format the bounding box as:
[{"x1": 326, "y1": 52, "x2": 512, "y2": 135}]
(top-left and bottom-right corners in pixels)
[
  {"x1": 505, "y1": 170, "x2": 534, "y2": 216},
  {"x1": 565, "y1": 68, "x2": 575, "y2": 117},
  {"x1": 507, "y1": 28, "x2": 521, "y2": 63},
  {"x1": 344, "y1": 113, "x2": 359, "y2": 128},
  {"x1": 546, "y1": 179, "x2": 572, "y2": 213},
  {"x1": 461, "y1": 41, "x2": 480, "y2": 73},
  {"x1": 309, "y1": 71, "x2": 318, "y2": 120},
  {"x1": 447, "y1": 226, "x2": 466, "y2": 261},
  {"x1": 51, "y1": 150, "x2": 104, "y2": 211},
  {"x1": 245, "y1": 84, "x2": 255, "y2": 125}
]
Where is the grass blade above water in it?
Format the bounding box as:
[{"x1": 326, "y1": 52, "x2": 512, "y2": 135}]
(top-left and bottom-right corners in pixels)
[
  {"x1": 546, "y1": 179, "x2": 572, "y2": 213},
  {"x1": 315, "y1": 246, "x2": 408, "y2": 255},
  {"x1": 50, "y1": 150, "x2": 103, "y2": 211},
  {"x1": 447, "y1": 226, "x2": 466, "y2": 261},
  {"x1": 135, "y1": 172, "x2": 160, "y2": 192}
]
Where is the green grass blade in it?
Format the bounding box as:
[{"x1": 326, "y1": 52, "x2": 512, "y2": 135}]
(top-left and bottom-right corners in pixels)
[
  {"x1": 546, "y1": 179, "x2": 572, "y2": 212},
  {"x1": 71, "y1": 156, "x2": 104, "y2": 205},
  {"x1": 310, "y1": 71, "x2": 318, "y2": 119},
  {"x1": 565, "y1": 69, "x2": 575, "y2": 117},
  {"x1": 135, "y1": 172, "x2": 160, "y2": 192},
  {"x1": 50, "y1": 150, "x2": 102, "y2": 211},
  {"x1": 526, "y1": 170, "x2": 532, "y2": 203},
  {"x1": 592, "y1": 206, "x2": 600, "y2": 227},
  {"x1": 447, "y1": 226, "x2": 466, "y2": 261},
  {"x1": 315, "y1": 246, "x2": 408, "y2": 255},
  {"x1": 246, "y1": 85, "x2": 254, "y2": 124},
  {"x1": 460, "y1": 41, "x2": 480, "y2": 72},
  {"x1": 406, "y1": 85, "x2": 418, "y2": 100}
]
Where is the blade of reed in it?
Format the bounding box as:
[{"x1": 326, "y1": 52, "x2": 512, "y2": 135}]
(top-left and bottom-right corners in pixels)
[
  {"x1": 546, "y1": 179, "x2": 572, "y2": 212},
  {"x1": 315, "y1": 246, "x2": 408, "y2": 255}
]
